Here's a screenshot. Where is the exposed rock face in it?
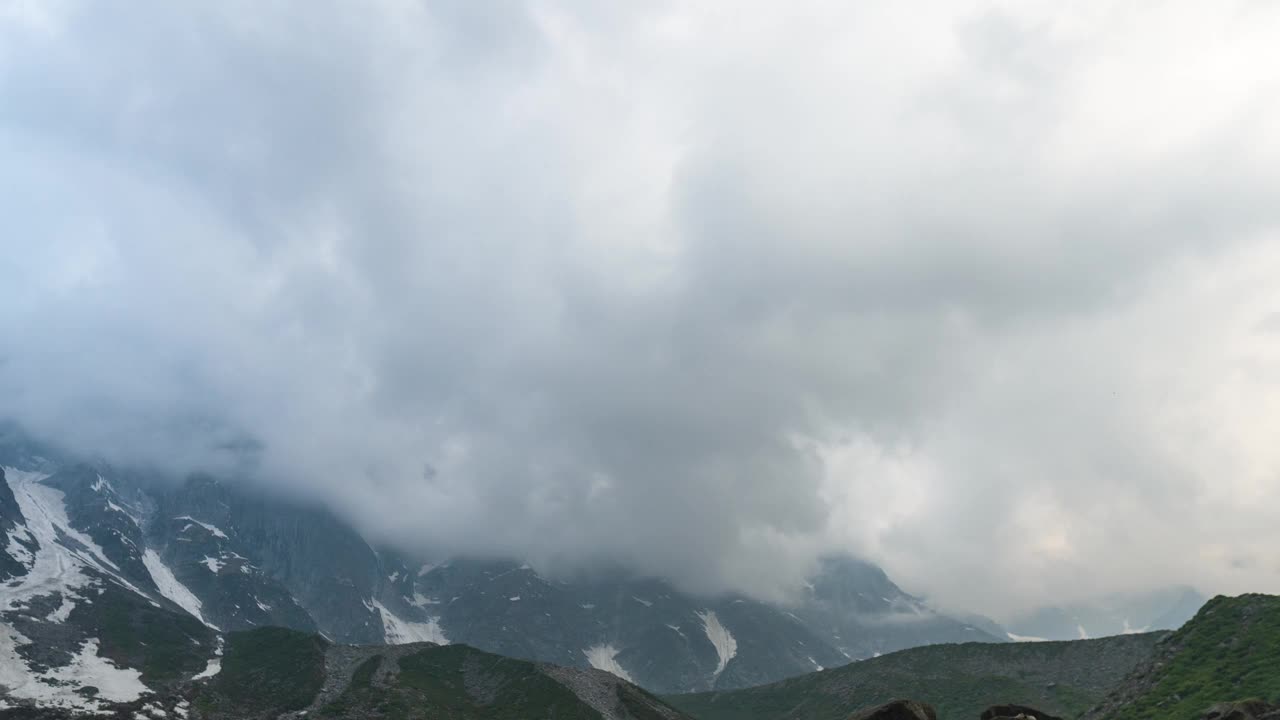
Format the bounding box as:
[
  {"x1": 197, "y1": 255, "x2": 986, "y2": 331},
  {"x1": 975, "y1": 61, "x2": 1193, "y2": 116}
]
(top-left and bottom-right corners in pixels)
[
  {"x1": 849, "y1": 699, "x2": 938, "y2": 720},
  {"x1": 1203, "y1": 700, "x2": 1280, "y2": 720},
  {"x1": 981, "y1": 704, "x2": 1065, "y2": 720}
]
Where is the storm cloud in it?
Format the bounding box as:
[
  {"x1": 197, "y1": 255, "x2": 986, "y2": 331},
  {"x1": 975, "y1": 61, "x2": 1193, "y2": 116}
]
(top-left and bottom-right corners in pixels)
[{"x1": 2, "y1": 0, "x2": 1280, "y2": 618}]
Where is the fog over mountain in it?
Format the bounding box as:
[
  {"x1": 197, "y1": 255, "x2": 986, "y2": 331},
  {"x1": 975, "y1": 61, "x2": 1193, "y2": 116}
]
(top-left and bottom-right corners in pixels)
[{"x1": 2, "y1": 1, "x2": 1279, "y2": 620}]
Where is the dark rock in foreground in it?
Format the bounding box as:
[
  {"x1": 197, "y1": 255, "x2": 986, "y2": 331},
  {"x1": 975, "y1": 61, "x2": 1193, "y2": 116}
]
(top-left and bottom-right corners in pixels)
[
  {"x1": 849, "y1": 699, "x2": 939, "y2": 720},
  {"x1": 981, "y1": 704, "x2": 1064, "y2": 720}
]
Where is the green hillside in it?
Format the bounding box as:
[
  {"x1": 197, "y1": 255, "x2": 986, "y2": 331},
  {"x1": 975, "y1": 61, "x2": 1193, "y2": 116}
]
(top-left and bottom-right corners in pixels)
[
  {"x1": 668, "y1": 633, "x2": 1166, "y2": 720},
  {"x1": 1083, "y1": 594, "x2": 1280, "y2": 720},
  {"x1": 319, "y1": 644, "x2": 601, "y2": 720},
  {"x1": 196, "y1": 627, "x2": 329, "y2": 717},
  {"x1": 187, "y1": 627, "x2": 692, "y2": 720}
]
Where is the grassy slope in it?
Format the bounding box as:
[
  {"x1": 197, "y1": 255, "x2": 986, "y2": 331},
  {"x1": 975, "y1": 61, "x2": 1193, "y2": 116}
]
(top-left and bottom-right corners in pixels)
[
  {"x1": 322, "y1": 644, "x2": 604, "y2": 720},
  {"x1": 198, "y1": 627, "x2": 328, "y2": 717},
  {"x1": 668, "y1": 633, "x2": 1166, "y2": 720},
  {"x1": 1086, "y1": 595, "x2": 1280, "y2": 720}
]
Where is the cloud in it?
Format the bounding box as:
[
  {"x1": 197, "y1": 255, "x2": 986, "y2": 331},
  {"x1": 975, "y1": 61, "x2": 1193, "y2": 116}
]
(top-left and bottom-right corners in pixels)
[{"x1": 2, "y1": 0, "x2": 1279, "y2": 616}]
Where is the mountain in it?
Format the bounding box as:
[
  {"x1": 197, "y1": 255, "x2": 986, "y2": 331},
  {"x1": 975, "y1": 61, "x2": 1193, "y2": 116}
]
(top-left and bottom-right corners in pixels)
[
  {"x1": 1007, "y1": 587, "x2": 1207, "y2": 642},
  {"x1": 667, "y1": 632, "x2": 1167, "y2": 720},
  {"x1": 0, "y1": 464, "x2": 221, "y2": 714},
  {"x1": 0, "y1": 428, "x2": 1010, "y2": 702},
  {"x1": 794, "y1": 555, "x2": 1007, "y2": 659},
  {"x1": 1081, "y1": 594, "x2": 1280, "y2": 720}
]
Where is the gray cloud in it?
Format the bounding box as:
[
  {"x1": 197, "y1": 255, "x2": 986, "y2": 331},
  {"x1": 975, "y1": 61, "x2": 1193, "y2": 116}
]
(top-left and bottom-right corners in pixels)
[{"x1": 2, "y1": 0, "x2": 1280, "y2": 617}]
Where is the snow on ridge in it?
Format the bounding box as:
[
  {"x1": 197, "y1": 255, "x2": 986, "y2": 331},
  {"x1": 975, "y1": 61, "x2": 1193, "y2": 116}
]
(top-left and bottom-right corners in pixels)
[
  {"x1": 373, "y1": 599, "x2": 448, "y2": 645},
  {"x1": 695, "y1": 610, "x2": 737, "y2": 677},
  {"x1": 583, "y1": 644, "x2": 633, "y2": 682},
  {"x1": 1006, "y1": 631, "x2": 1049, "y2": 642},
  {"x1": 91, "y1": 475, "x2": 114, "y2": 493},
  {"x1": 201, "y1": 556, "x2": 224, "y2": 573},
  {"x1": 174, "y1": 516, "x2": 229, "y2": 539},
  {"x1": 142, "y1": 549, "x2": 218, "y2": 630},
  {"x1": 408, "y1": 592, "x2": 439, "y2": 607}
]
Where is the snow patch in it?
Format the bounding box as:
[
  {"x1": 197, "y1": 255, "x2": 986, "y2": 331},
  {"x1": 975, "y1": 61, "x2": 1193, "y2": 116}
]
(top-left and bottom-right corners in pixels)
[
  {"x1": 143, "y1": 549, "x2": 216, "y2": 629},
  {"x1": 191, "y1": 636, "x2": 223, "y2": 680},
  {"x1": 200, "y1": 556, "x2": 224, "y2": 573},
  {"x1": 583, "y1": 644, "x2": 632, "y2": 682},
  {"x1": 0, "y1": 628, "x2": 147, "y2": 711},
  {"x1": 174, "y1": 516, "x2": 228, "y2": 539},
  {"x1": 509, "y1": 596, "x2": 521, "y2": 601},
  {"x1": 696, "y1": 610, "x2": 737, "y2": 677},
  {"x1": 1007, "y1": 631, "x2": 1049, "y2": 642},
  {"x1": 1077, "y1": 624, "x2": 1090, "y2": 640},
  {"x1": 373, "y1": 599, "x2": 448, "y2": 644},
  {"x1": 408, "y1": 592, "x2": 439, "y2": 607},
  {"x1": 632, "y1": 596, "x2": 652, "y2": 607},
  {"x1": 666, "y1": 624, "x2": 685, "y2": 639},
  {"x1": 45, "y1": 595, "x2": 76, "y2": 622},
  {"x1": 191, "y1": 658, "x2": 221, "y2": 680}
]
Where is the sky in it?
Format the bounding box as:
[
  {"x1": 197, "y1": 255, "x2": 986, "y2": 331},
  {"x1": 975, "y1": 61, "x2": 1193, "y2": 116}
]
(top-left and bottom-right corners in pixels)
[{"x1": 2, "y1": 0, "x2": 1279, "y2": 620}]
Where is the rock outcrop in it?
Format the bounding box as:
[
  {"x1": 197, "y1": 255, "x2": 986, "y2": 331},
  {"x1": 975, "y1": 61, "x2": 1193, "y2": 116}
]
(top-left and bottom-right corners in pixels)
[
  {"x1": 1202, "y1": 700, "x2": 1280, "y2": 720},
  {"x1": 981, "y1": 704, "x2": 1065, "y2": 720},
  {"x1": 849, "y1": 699, "x2": 938, "y2": 720}
]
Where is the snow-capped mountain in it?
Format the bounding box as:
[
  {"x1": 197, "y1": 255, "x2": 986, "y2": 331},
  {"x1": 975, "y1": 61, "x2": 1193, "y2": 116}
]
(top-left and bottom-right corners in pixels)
[
  {"x1": 0, "y1": 427, "x2": 1008, "y2": 704},
  {"x1": 0, "y1": 465, "x2": 218, "y2": 713}
]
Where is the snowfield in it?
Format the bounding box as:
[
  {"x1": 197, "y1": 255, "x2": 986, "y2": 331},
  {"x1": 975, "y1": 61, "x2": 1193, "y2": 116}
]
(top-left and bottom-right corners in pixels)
[
  {"x1": 0, "y1": 468, "x2": 161, "y2": 710},
  {"x1": 143, "y1": 548, "x2": 217, "y2": 629},
  {"x1": 373, "y1": 599, "x2": 448, "y2": 645},
  {"x1": 696, "y1": 610, "x2": 738, "y2": 678}
]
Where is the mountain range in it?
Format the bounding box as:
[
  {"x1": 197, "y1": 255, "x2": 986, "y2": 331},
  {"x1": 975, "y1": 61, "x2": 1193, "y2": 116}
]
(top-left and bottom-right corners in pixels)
[{"x1": 0, "y1": 424, "x2": 1208, "y2": 714}]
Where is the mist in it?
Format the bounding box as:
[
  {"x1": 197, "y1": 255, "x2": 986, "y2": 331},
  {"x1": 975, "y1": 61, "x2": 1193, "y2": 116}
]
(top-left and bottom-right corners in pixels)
[{"x1": 3, "y1": 0, "x2": 1280, "y2": 619}]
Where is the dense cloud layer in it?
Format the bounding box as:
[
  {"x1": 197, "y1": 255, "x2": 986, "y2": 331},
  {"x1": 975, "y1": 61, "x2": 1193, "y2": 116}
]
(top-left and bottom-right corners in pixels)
[{"x1": 2, "y1": 1, "x2": 1279, "y2": 618}]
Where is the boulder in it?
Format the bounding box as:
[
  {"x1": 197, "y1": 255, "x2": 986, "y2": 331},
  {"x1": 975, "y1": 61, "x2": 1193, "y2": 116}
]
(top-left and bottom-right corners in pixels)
[
  {"x1": 849, "y1": 699, "x2": 939, "y2": 720},
  {"x1": 1203, "y1": 700, "x2": 1280, "y2": 720},
  {"x1": 980, "y1": 705, "x2": 1065, "y2": 720}
]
